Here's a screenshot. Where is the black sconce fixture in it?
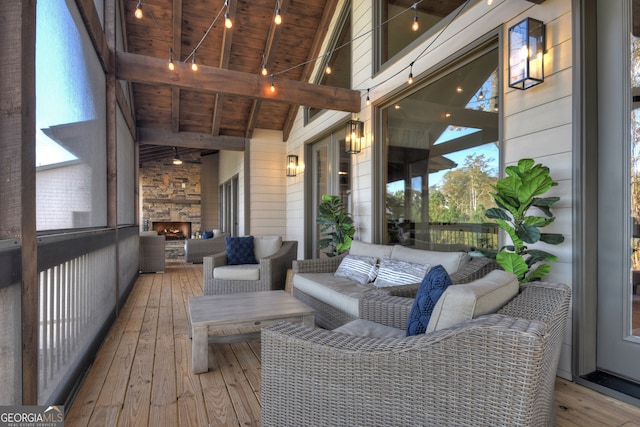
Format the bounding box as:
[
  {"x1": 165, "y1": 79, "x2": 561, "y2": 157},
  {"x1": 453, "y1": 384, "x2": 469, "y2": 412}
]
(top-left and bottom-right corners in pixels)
[
  {"x1": 286, "y1": 154, "x2": 298, "y2": 177},
  {"x1": 345, "y1": 120, "x2": 364, "y2": 154},
  {"x1": 508, "y1": 17, "x2": 545, "y2": 90}
]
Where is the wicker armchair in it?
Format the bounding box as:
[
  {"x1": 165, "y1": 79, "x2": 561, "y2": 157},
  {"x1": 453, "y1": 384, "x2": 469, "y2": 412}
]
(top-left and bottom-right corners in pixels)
[
  {"x1": 184, "y1": 233, "x2": 227, "y2": 263},
  {"x1": 139, "y1": 233, "x2": 165, "y2": 273},
  {"x1": 262, "y1": 282, "x2": 571, "y2": 427},
  {"x1": 203, "y1": 240, "x2": 298, "y2": 295}
]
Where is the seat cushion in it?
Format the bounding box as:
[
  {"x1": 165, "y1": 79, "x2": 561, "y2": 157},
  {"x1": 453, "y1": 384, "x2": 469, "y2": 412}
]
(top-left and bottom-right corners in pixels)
[
  {"x1": 294, "y1": 273, "x2": 377, "y2": 318},
  {"x1": 426, "y1": 270, "x2": 519, "y2": 332},
  {"x1": 406, "y1": 265, "x2": 452, "y2": 336},
  {"x1": 334, "y1": 319, "x2": 405, "y2": 339},
  {"x1": 225, "y1": 236, "x2": 258, "y2": 265},
  {"x1": 373, "y1": 257, "x2": 430, "y2": 288},
  {"x1": 213, "y1": 264, "x2": 261, "y2": 281},
  {"x1": 334, "y1": 255, "x2": 378, "y2": 284},
  {"x1": 390, "y1": 245, "x2": 471, "y2": 274},
  {"x1": 253, "y1": 236, "x2": 282, "y2": 259}
]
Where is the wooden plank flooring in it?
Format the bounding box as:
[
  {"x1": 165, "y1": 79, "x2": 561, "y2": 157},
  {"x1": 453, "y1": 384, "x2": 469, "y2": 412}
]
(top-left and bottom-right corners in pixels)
[{"x1": 66, "y1": 261, "x2": 640, "y2": 426}]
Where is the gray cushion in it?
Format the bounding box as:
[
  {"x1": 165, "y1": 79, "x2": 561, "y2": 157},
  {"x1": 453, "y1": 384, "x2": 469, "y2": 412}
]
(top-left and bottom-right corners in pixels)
[
  {"x1": 426, "y1": 270, "x2": 519, "y2": 332},
  {"x1": 294, "y1": 272, "x2": 377, "y2": 317},
  {"x1": 374, "y1": 257, "x2": 430, "y2": 288},
  {"x1": 254, "y1": 235, "x2": 282, "y2": 259},
  {"x1": 390, "y1": 245, "x2": 471, "y2": 274},
  {"x1": 334, "y1": 255, "x2": 378, "y2": 284},
  {"x1": 350, "y1": 240, "x2": 393, "y2": 259},
  {"x1": 213, "y1": 264, "x2": 261, "y2": 281}
]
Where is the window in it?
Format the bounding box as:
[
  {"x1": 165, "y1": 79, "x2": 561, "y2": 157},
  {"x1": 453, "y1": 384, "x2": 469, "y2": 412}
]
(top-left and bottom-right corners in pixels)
[
  {"x1": 36, "y1": 0, "x2": 107, "y2": 231},
  {"x1": 381, "y1": 46, "x2": 500, "y2": 251},
  {"x1": 306, "y1": 4, "x2": 351, "y2": 122},
  {"x1": 376, "y1": 0, "x2": 469, "y2": 68}
]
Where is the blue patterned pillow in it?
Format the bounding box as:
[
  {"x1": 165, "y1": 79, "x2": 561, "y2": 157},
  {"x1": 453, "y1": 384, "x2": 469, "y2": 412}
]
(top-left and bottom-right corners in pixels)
[
  {"x1": 225, "y1": 236, "x2": 258, "y2": 265},
  {"x1": 406, "y1": 265, "x2": 452, "y2": 336},
  {"x1": 202, "y1": 230, "x2": 214, "y2": 240}
]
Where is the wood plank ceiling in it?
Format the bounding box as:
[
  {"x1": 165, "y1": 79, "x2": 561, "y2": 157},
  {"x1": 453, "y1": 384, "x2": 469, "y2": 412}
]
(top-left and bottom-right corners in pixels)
[{"x1": 124, "y1": 0, "x2": 341, "y2": 164}]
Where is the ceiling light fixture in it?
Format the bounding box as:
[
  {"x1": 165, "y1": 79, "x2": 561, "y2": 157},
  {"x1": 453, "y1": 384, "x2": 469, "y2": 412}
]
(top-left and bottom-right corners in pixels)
[
  {"x1": 172, "y1": 147, "x2": 183, "y2": 165},
  {"x1": 135, "y1": 0, "x2": 143, "y2": 19}
]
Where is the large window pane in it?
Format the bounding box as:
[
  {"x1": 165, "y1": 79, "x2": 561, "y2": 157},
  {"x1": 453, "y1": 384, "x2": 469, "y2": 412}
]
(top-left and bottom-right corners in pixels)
[
  {"x1": 378, "y1": 0, "x2": 468, "y2": 66},
  {"x1": 383, "y1": 47, "x2": 499, "y2": 251},
  {"x1": 36, "y1": 0, "x2": 107, "y2": 230}
]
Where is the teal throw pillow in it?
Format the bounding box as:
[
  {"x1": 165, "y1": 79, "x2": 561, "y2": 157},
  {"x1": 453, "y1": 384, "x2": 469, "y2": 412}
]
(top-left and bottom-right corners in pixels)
[
  {"x1": 406, "y1": 265, "x2": 452, "y2": 336},
  {"x1": 225, "y1": 236, "x2": 258, "y2": 265}
]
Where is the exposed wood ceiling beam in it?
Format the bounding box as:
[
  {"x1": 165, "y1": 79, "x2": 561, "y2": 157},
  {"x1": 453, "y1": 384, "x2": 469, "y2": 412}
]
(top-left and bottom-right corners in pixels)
[
  {"x1": 245, "y1": 0, "x2": 290, "y2": 138},
  {"x1": 282, "y1": 0, "x2": 339, "y2": 141},
  {"x1": 171, "y1": 0, "x2": 183, "y2": 133},
  {"x1": 138, "y1": 127, "x2": 246, "y2": 151},
  {"x1": 115, "y1": 51, "x2": 361, "y2": 113},
  {"x1": 212, "y1": 0, "x2": 238, "y2": 136}
]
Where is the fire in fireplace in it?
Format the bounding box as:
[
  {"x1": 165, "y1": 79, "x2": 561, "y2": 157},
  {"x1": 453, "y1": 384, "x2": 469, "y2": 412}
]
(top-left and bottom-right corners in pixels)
[{"x1": 152, "y1": 221, "x2": 192, "y2": 240}]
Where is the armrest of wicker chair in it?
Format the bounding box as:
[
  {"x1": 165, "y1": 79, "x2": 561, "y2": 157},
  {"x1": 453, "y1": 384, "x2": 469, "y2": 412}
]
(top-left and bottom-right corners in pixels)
[
  {"x1": 261, "y1": 282, "x2": 571, "y2": 427},
  {"x1": 292, "y1": 252, "x2": 348, "y2": 274},
  {"x1": 358, "y1": 294, "x2": 414, "y2": 330}
]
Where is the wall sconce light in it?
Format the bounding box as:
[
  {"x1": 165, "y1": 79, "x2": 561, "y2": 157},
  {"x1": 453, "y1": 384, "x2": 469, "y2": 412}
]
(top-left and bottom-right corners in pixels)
[
  {"x1": 508, "y1": 17, "x2": 545, "y2": 90},
  {"x1": 345, "y1": 120, "x2": 364, "y2": 154},
  {"x1": 286, "y1": 154, "x2": 298, "y2": 177}
]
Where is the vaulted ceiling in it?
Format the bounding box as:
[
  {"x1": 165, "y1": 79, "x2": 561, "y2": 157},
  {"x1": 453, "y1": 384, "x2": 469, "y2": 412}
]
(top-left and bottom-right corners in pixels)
[{"x1": 122, "y1": 0, "x2": 357, "y2": 164}]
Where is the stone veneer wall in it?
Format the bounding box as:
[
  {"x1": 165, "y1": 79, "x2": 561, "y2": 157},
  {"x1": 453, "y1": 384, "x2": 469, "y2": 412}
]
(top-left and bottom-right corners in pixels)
[{"x1": 140, "y1": 159, "x2": 202, "y2": 241}]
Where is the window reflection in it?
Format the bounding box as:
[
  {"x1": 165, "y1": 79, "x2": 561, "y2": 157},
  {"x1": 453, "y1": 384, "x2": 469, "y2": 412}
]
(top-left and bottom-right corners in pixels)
[{"x1": 383, "y1": 48, "x2": 499, "y2": 251}]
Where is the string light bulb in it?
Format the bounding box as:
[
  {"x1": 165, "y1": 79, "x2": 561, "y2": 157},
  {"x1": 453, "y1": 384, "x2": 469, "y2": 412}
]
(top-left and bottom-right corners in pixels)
[
  {"x1": 191, "y1": 55, "x2": 198, "y2": 71},
  {"x1": 274, "y1": 1, "x2": 282, "y2": 25},
  {"x1": 168, "y1": 49, "x2": 175, "y2": 71},
  {"x1": 366, "y1": 89, "x2": 371, "y2": 106},
  {"x1": 324, "y1": 51, "x2": 332, "y2": 74},
  {"x1": 224, "y1": 0, "x2": 233, "y2": 28},
  {"x1": 456, "y1": 86, "x2": 463, "y2": 93},
  {"x1": 477, "y1": 90, "x2": 484, "y2": 101},
  {"x1": 135, "y1": 0, "x2": 143, "y2": 19},
  {"x1": 411, "y1": 4, "x2": 419, "y2": 31},
  {"x1": 408, "y1": 63, "x2": 414, "y2": 85},
  {"x1": 261, "y1": 64, "x2": 268, "y2": 76},
  {"x1": 270, "y1": 75, "x2": 276, "y2": 93}
]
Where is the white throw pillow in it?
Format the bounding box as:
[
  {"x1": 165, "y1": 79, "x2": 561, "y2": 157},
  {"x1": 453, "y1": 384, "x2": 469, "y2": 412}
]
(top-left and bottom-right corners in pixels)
[
  {"x1": 253, "y1": 236, "x2": 283, "y2": 259},
  {"x1": 373, "y1": 257, "x2": 430, "y2": 288},
  {"x1": 426, "y1": 270, "x2": 519, "y2": 332},
  {"x1": 334, "y1": 255, "x2": 378, "y2": 285}
]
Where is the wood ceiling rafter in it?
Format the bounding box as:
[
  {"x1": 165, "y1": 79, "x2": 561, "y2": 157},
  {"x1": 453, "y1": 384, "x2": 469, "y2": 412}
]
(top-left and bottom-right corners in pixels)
[
  {"x1": 171, "y1": 0, "x2": 183, "y2": 133},
  {"x1": 282, "y1": 0, "x2": 340, "y2": 141},
  {"x1": 212, "y1": 0, "x2": 238, "y2": 135},
  {"x1": 138, "y1": 127, "x2": 245, "y2": 151},
  {"x1": 245, "y1": 0, "x2": 291, "y2": 139},
  {"x1": 115, "y1": 51, "x2": 361, "y2": 112}
]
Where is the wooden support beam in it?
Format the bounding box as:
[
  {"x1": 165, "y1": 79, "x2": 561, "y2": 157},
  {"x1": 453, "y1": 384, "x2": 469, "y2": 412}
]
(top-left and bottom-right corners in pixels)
[
  {"x1": 212, "y1": 0, "x2": 237, "y2": 135},
  {"x1": 171, "y1": 0, "x2": 182, "y2": 133},
  {"x1": 138, "y1": 127, "x2": 246, "y2": 151},
  {"x1": 115, "y1": 51, "x2": 361, "y2": 113},
  {"x1": 74, "y1": 0, "x2": 110, "y2": 72}
]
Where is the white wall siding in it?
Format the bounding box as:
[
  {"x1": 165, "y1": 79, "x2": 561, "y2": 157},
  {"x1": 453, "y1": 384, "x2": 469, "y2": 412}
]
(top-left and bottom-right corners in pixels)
[{"x1": 249, "y1": 129, "x2": 287, "y2": 237}]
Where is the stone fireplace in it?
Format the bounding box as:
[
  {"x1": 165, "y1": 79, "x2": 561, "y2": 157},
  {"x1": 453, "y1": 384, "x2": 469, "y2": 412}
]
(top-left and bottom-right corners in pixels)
[{"x1": 152, "y1": 221, "x2": 192, "y2": 240}]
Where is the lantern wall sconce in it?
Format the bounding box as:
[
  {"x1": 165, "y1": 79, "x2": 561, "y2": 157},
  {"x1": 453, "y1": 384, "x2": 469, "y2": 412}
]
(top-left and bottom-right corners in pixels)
[
  {"x1": 345, "y1": 120, "x2": 364, "y2": 154},
  {"x1": 508, "y1": 17, "x2": 545, "y2": 90},
  {"x1": 286, "y1": 154, "x2": 298, "y2": 177}
]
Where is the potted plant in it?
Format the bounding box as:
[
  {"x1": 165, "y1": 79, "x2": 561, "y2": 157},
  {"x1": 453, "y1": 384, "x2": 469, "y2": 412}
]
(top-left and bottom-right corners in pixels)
[
  {"x1": 317, "y1": 194, "x2": 355, "y2": 257},
  {"x1": 480, "y1": 158, "x2": 565, "y2": 283}
]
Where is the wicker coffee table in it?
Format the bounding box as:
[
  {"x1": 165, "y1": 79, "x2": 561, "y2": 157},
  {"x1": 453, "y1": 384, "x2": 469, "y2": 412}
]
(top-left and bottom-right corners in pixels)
[{"x1": 188, "y1": 290, "x2": 315, "y2": 374}]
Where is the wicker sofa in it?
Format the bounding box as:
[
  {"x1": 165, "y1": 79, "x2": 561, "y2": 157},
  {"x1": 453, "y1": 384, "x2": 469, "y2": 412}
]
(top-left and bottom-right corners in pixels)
[
  {"x1": 292, "y1": 241, "x2": 500, "y2": 329},
  {"x1": 262, "y1": 281, "x2": 571, "y2": 427},
  {"x1": 139, "y1": 232, "x2": 165, "y2": 273}
]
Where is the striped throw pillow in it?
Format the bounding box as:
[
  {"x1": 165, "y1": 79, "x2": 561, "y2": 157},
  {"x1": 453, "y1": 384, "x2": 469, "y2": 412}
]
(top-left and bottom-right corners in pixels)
[
  {"x1": 334, "y1": 255, "x2": 378, "y2": 284},
  {"x1": 374, "y1": 257, "x2": 430, "y2": 288}
]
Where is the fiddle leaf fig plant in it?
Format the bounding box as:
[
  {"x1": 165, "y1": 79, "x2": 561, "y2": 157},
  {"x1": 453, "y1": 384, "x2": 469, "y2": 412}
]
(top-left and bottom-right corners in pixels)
[
  {"x1": 480, "y1": 158, "x2": 565, "y2": 284},
  {"x1": 317, "y1": 194, "x2": 355, "y2": 257}
]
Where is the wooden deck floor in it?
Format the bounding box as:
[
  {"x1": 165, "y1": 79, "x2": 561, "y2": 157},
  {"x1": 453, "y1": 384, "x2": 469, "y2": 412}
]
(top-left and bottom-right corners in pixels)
[{"x1": 66, "y1": 261, "x2": 640, "y2": 426}]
